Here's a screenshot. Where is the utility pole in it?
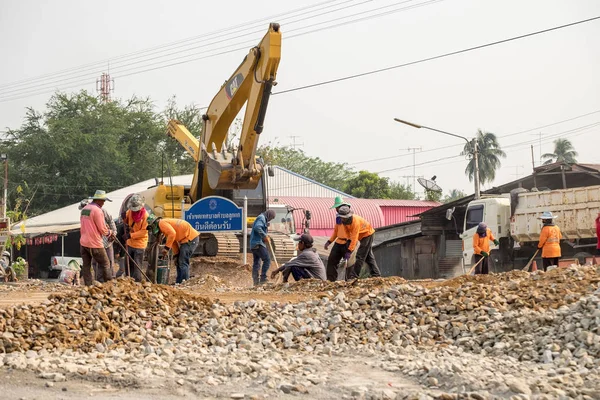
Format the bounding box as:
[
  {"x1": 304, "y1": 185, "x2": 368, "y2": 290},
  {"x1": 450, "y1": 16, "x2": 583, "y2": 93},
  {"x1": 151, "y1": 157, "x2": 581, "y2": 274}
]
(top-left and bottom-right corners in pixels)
[
  {"x1": 401, "y1": 174, "x2": 423, "y2": 196},
  {"x1": 96, "y1": 72, "x2": 114, "y2": 103},
  {"x1": 1, "y1": 153, "x2": 7, "y2": 218},
  {"x1": 406, "y1": 147, "x2": 422, "y2": 195},
  {"x1": 289, "y1": 136, "x2": 304, "y2": 150},
  {"x1": 472, "y1": 139, "x2": 480, "y2": 200},
  {"x1": 530, "y1": 132, "x2": 543, "y2": 165},
  {"x1": 530, "y1": 145, "x2": 536, "y2": 169}
]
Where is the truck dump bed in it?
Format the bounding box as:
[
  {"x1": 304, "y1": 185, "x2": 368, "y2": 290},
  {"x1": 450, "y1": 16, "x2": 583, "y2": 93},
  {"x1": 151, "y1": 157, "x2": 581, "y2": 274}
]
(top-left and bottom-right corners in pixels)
[{"x1": 510, "y1": 185, "x2": 600, "y2": 242}]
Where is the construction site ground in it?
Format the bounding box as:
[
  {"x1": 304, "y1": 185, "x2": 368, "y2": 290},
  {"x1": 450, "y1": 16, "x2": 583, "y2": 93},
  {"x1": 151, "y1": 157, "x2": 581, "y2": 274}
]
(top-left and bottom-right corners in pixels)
[{"x1": 0, "y1": 257, "x2": 599, "y2": 399}]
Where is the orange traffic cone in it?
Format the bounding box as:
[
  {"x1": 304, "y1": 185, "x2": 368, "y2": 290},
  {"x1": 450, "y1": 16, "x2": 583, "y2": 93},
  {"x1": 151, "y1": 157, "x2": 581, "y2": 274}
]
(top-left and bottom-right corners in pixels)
[{"x1": 531, "y1": 260, "x2": 538, "y2": 272}]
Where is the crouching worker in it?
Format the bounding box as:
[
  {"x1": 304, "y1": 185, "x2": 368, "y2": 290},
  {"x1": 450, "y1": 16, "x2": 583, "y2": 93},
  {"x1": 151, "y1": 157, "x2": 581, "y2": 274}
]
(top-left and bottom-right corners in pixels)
[
  {"x1": 147, "y1": 215, "x2": 200, "y2": 284},
  {"x1": 473, "y1": 222, "x2": 498, "y2": 275},
  {"x1": 271, "y1": 234, "x2": 326, "y2": 282}
]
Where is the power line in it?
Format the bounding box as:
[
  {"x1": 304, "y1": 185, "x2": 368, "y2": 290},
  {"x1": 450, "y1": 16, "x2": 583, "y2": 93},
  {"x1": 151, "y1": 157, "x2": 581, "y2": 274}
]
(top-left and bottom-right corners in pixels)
[
  {"x1": 351, "y1": 108, "x2": 600, "y2": 166},
  {"x1": 0, "y1": 0, "x2": 376, "y2": 96},
  {"x1": 0, "y1": 0, "x2": 443, "y2": 102},
  {"x1": 0, "y1": 0, "x2": 398, "y2": 98},
  {"x1": 0, "y1": 0, "x2": 347, "y2": 90},
  {"x1": 273, "y1": 15, "x2": 600, "y2": 95}
]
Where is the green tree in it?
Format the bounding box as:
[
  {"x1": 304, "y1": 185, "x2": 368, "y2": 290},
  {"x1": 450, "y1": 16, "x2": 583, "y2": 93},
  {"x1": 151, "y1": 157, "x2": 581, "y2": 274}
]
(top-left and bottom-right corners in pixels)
[
  {"x1": 461, "y1": 130, "x2": 506, "y2": 185},
  {"x1": 2, "y1": 91, "x2": 194, "y2": 216},
  {"x1": 389, "y1": 181, "x2": 416, "y2": 200},
  {"x1": 344, "y1": 170, "x2": 391, "y2": 199},
  {"x1": 258, "y1": 145, "x2": 355, "y2": 191},
  {"x1": 542, "y1": 138, "x2": 578, "y2": 165},
  {"x1": 424, "y1": 190, "x2": 442, "y2": 202},
  {"x1": 443, "y1": 188, "x2": 467, "y2": 203}
]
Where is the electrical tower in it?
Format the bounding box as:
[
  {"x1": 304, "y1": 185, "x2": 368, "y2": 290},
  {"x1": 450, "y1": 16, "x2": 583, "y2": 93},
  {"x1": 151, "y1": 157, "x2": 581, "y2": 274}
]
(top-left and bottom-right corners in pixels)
[
  {"x1": 289, "y1": 136, "x2": 304, "y2": 150},
  {"x1": 96, "y1": 73, "x2": 114, "y2": 103}
]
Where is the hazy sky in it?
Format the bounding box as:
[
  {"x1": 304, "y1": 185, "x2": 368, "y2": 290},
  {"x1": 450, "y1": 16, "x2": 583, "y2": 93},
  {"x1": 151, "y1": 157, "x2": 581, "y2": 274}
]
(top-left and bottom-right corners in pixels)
[{"x1": 1, "y1": 0, "x2": 599, "y2": 197}]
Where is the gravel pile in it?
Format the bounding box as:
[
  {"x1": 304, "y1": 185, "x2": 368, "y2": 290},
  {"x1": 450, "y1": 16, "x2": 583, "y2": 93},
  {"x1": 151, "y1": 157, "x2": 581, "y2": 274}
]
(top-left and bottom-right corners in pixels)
[
  {"x1": 0, "y1": 279, "x2": 211, "y2": 352},
  {"x1": 0, "y1": 266, "x2": 599, "y2": 399}
]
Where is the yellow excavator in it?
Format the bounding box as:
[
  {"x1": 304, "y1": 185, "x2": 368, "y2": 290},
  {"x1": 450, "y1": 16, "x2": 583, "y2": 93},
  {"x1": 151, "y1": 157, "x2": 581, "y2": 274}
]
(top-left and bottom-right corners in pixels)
[{"x1": 135, "y1": 23, "x2": 295, "y2": 262}]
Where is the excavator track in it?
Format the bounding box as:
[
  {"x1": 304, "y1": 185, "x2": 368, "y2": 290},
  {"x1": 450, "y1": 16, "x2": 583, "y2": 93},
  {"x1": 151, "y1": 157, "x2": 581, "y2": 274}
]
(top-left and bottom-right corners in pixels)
[
  {"x1": 196, "y1": 233, "x2": 239, "y2": 257},
  {"x1": 269, "y1": 232, "x2": 296, "y2": 263}
]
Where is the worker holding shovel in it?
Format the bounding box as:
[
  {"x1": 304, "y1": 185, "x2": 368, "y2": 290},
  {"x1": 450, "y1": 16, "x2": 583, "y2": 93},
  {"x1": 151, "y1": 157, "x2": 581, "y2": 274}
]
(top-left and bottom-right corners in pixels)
[
  {"x1": 473, "y1": 222, "x2": 498, "y2": 275},
  {"x1": 537, "y1": 211, "x2": 562, "y2": 271}
]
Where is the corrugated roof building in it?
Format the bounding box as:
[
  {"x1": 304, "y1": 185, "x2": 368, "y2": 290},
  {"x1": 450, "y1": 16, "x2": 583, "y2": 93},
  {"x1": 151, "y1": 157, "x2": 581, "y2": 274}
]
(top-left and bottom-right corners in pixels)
[
  {"x1": 269, "y1": 196, "x2": 439, "y2": 237},
  {"x1": 267, "y1": 166, "x2": 351, "y2": 198}
]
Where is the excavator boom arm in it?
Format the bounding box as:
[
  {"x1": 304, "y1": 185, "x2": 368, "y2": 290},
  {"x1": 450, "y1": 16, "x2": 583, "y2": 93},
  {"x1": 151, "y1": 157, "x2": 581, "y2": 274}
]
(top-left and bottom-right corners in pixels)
[
  {"x1": 190, "y1": 23, "x2": 281, "y2": 199},
  {"x1": 167, "y1": 120, "x2": 200, "y2": 162}
]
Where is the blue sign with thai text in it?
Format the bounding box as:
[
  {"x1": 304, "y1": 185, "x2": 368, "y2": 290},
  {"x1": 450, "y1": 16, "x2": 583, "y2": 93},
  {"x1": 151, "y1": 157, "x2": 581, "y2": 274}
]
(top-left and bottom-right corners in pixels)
[{"x1": 185, "y1": 196, "x2": 243, "y2": 232}]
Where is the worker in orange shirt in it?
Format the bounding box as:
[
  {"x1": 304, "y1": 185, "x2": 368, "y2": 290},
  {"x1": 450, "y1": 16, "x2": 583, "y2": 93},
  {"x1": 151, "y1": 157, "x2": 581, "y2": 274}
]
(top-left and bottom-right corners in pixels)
[
  {"x1": 147, "y1": 215, "x2": 200, "y2": 284},
  {"x1": 123, "y1": 194, "x2": 148, "y2": 282},
  {"x1": 473, "y1": 222, "x2": 498, "y2": 274},
  {"x1": 337, "y1": 205, "x2": 381, "y2": 280},
  {"x1": 537, "y1": 211, "x2": 562, "y2": 271}
]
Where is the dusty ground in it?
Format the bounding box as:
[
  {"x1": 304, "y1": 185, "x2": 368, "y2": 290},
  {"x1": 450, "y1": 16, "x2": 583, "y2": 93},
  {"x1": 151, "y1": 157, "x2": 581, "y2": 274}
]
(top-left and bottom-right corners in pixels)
[{"x1": 1, "y1": 263, "x2": 600, "y2": 399}]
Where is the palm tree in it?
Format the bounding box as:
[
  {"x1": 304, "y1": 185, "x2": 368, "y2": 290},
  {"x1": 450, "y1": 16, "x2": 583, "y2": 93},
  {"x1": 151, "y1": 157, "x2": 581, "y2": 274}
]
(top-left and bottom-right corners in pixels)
[
  {"x1": 542, "y1": 138, "x2": 578, "y2": 165},
  {"x1": 461, "y1": 130, "x2": 506, "y2": 185}
]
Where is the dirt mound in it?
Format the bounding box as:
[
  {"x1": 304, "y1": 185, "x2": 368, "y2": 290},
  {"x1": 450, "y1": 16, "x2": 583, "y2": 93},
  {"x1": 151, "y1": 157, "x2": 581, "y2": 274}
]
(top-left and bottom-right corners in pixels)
[{"x1": 0, "y1": 279, "x2": 211, "y2": 353}]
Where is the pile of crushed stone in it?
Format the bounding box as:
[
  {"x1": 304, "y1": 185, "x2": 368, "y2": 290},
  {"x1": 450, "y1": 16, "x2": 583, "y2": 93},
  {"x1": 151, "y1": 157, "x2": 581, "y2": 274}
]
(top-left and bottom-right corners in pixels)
[{"x1": 0, "y1": 279, "x2": 211, "y2": 353}]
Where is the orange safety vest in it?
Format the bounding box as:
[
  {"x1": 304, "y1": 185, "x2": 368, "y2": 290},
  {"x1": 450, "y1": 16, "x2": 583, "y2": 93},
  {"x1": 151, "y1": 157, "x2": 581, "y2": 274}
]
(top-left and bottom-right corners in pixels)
[
  {"x1": 343, "y1": 215, "x2": 375, "y2": 252},
  {"x1": 125, "y1": 209, "x2": 149, "y2": 250},
  {"x1": 473, "y1": 228, "x2": 495, "y2": 255},
  {"x1": 538, "y1": 224, "x2": 562, "y2": 258}
]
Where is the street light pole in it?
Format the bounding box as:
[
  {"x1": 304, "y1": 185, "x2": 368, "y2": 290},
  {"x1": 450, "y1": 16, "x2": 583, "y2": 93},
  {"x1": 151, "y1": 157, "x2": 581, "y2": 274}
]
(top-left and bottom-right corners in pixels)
[{"x1": 393, "y1": 118, "x2": 481, "y2": 200}]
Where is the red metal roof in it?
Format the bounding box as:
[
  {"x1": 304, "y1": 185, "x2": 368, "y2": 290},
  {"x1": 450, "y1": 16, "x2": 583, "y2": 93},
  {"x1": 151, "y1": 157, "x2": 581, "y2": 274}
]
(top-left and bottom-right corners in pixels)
[{"x1": 269, "y1": 196, "x2": 439, "y2": 237}]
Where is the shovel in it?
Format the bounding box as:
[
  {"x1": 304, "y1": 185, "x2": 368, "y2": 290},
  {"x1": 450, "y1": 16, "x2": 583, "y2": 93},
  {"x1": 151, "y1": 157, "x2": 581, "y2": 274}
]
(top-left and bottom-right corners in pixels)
[
  {"x1": 522, "y1": 249, "x2": 540, "y2": 272},
  {"x1": 466, "y1": 255, "x2": 486, "y2": 276},
  {"x1": 113, "y1": 238, "x2": 152, "y2": 282},
  {"x1": 267, "y1": 239, "x2": 283, "y2": 285}
]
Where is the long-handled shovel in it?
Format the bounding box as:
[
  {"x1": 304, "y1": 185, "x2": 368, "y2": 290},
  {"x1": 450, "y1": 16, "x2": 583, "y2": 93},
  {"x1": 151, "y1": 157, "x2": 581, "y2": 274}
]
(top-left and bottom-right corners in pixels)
[
  {"x1": 466, "y1": 255, "x2": 486, "y2": 276},
  {"x1": 522, "y1": 249, "x2": 540, "y2": 272},
  {"x1": 267, "y1": 239, "x2": 283, "y2": 284},
  {"x1": 113, "y1": 238, "x2": 151, "y2": 282}
]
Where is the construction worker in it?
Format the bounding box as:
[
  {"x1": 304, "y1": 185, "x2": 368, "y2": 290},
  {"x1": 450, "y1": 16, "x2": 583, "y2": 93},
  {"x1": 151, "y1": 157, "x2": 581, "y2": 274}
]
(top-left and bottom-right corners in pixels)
[
  {"x1": 250, "y1": 209, "x2": 276, "y2": 285},
  {"x1": 0, "y1": 251, "x2": 17, "y2": 282},
  {"x1": 472, "y1": 222, "x2": 498, "y2": 275},
  {"x1": 123, "y1": 194, "x2": 148, "y2": 282},
  {"x1": 324, "y1": 197, "x2": 352, "y2": 281},
  {"x1": 537, "y1": 211, "x2": 562, "y2": 271},
  {"x1": 79, "y1": 190, "x2": 115, "y2": 286},
  {"x1": 337, "y1": 205, "x2": 381, "y2": 280},
  {"x1": 270, "y1": 233, "x2": 326, "y2": 282},
  {"x1": 79, "y1": 198, "x2": 116, "y2": 282},
  {"x1": 147, "y1": 215, "x2": 200, "y2": 284}
]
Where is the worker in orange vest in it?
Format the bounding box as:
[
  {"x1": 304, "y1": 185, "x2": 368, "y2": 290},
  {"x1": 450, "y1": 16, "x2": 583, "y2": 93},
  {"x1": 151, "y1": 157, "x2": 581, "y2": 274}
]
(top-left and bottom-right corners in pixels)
[
  {"x1": 147, "y1": 215, "x2": 200, "y2": 284},
  {"x1": 472, "y1": 222, "x2": 498, "y2": 274},
  {"x1": 337, "y1": 205, "x2": 381, "y2": 280},
  {"x1": 537, "y1": 211, "x2": 562, "y2": 271}
]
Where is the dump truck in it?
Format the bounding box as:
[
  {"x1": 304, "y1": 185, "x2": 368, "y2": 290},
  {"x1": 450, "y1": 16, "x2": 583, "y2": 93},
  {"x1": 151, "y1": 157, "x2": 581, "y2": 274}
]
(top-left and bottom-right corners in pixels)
[{"x1": 459, "y1": 185, "x2": 600, "y2": 270}]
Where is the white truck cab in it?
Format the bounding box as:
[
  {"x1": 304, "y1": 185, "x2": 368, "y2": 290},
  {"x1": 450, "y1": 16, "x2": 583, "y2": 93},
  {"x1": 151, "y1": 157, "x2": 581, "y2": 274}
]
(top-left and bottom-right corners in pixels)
[{"x1": 461, "y1": 196, "x2": 510, "y2": 266}]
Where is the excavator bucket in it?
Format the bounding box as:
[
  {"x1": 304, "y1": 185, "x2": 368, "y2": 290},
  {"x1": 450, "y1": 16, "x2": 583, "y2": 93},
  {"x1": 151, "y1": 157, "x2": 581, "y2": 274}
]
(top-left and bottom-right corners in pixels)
[{"x1": 203, "y1": 145, "x2": 262, "y2": 190}]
